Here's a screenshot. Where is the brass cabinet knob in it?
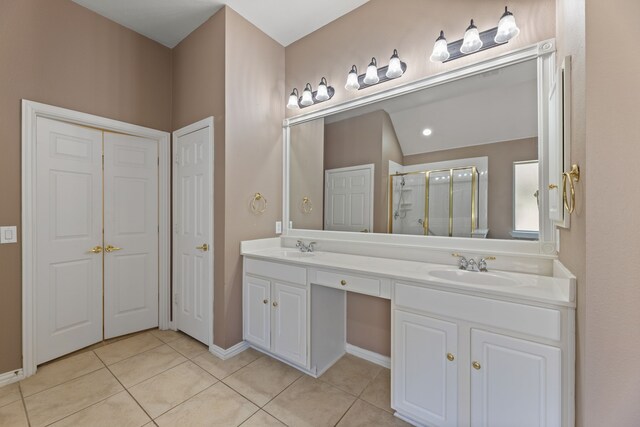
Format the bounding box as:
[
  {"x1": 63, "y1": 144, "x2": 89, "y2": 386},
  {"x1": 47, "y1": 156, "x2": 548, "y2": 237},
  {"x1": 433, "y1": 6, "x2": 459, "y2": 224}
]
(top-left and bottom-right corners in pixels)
[
  {"x1": 263, "y1": 299, "x2": 268, "y2": 304},
  {"x1": 447, "y1": 353, "x2": 455, "y2": 362},
  {"x1": 89, "y1": 246, "x2": 103, "y2": 254},
  {"x1": 272, "y1": 301, "x2": 278, "y2": 307},
  {"x1": 196, "y1": 243, "x2": 209, "y2": 251},
  {"x1": 340, "y1": 280, "x2": 347, "y2": 286},
  {"x1": 472, "y1": 361, "x2": 481, "y2": 370},
  {"x1": 104, "y1": 245, "x2": 122, "y2": 253},
  {"x1": 549, "y1": 184, "x2": 558, "y2": 190}
]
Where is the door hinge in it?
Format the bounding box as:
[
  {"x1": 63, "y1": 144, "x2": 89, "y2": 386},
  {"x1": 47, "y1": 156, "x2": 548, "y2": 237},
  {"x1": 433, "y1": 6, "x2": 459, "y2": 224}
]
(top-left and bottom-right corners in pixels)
[
  {"x1": 173, "y1": 292, "x2": 179, "y2": 305},
  {"x1": 174, "y1": 153, "x2": 180, "y2": 164}
]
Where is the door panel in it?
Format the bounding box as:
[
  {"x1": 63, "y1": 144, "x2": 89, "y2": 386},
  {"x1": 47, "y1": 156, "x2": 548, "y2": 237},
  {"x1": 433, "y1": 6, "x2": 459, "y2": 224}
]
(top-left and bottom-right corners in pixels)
[
  {"x1": 393, "y1": 310, "x2": 458, "y2": 427},
  {"x1": 471, "y1": 329, "x2": 561, "y2": 427},
  {"x1": 243, "y1": 276, "x2": 271, "y2": 349},
  {"x1": 104, "y1": 132, "x2": 158, "y2": 338},
  {"x1": 36, "y1": 117, "x2": 103, "y2": 364},
  {"x1": 325, "y1": 165, "x2": 373, "y2": 232},
  {"x1": 272, "y1": 282, "x2": 307, "y2": 366},
  {"x1": 174, "y1": 125, "x2": 213, "y2": 344}
]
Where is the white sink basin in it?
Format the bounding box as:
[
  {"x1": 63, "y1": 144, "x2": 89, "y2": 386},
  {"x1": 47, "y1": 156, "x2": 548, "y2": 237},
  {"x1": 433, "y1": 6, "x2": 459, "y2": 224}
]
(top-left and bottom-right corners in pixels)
[
  {"x1": 279, "y1": 250, "x2": 316, "y2": 258},
  {"x1": 428, "y1": 269, "x2": 522, "y2": 288}
]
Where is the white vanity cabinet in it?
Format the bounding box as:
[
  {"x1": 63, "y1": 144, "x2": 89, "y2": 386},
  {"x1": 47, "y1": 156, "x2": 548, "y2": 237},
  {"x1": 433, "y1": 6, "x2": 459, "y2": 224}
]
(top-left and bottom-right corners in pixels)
[
  {"x1": 393, "y1": 280, "x2": 569, "y2": 427},
  {"x1": 243, "y1": 258, "x2": 308, "y2": 367},
  {"x1": 393, "y1": 310, "x2": 458, "y2": 427}
]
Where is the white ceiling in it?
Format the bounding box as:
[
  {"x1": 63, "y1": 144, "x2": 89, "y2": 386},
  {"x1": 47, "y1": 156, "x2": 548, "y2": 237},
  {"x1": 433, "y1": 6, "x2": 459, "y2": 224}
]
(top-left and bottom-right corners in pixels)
[
  {"x1": 326, "y1": 60, "x2": 538, "y2": 156},
  {"x1": 72, "y1": 0, "x2": 370, "y2": 48}
]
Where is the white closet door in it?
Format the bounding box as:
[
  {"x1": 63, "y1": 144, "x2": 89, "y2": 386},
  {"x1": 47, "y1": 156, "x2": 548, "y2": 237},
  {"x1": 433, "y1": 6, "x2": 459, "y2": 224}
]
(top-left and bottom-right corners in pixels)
[
  {"x1": 174, "y1": 125, "x2": 213, "y2": 345},
  {"x1": 35, "y1": 117, "x2": 104, "y2": 364},
  {"x1": 103, "y1": 132, "x2": 158, "y2": 339}
]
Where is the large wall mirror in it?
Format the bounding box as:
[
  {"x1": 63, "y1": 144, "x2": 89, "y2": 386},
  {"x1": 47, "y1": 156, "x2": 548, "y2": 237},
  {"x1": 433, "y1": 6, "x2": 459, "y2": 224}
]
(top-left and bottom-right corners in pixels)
[{"x1": 285, "y1": 42, "x2": 557, "y2": 250}]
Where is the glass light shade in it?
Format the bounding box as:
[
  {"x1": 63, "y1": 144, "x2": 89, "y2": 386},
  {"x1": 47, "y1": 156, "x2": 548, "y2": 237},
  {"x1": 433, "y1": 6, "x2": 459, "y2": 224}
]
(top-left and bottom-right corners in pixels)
[
  {"x1": 345, "y1": 66, "x2": 360, "y2": 91},
  {"x1": 300, "y1": 84, "x2": 314, "y2": 107},
  {"x1": 363, "y1": 58, "x2": 379, "y2": 85},
  {"x1": 386, "y1": 49, "x2": 404, "y2": 79},
  {"x1": 460, "y1": 20, "x2": 483, "y2": 54},
  {"x1": 430, "y1": 31, "x2": 450, "y2": 62},
  {"x1": 495, "y1": 8, "x2": 520, "y2": 43},
  {"x1": 315, "y1": 77, "x2": 330, "y2": 102},
  {"x1": 286, "y1": 89, "x2": 299, "y2": 110}
]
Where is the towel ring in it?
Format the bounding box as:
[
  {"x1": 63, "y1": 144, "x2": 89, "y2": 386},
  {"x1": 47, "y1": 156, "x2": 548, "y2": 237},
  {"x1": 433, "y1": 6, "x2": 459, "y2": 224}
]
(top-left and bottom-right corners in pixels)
[
  {"x1": 562, "y1": 164, "x2": 580, "y2": 214},
  {"x1": 301, "y1": 197, "x2": 313, "y2": 214},
  {"x1": 251, "y1": 193, "x2": 267, "y2": 214}
]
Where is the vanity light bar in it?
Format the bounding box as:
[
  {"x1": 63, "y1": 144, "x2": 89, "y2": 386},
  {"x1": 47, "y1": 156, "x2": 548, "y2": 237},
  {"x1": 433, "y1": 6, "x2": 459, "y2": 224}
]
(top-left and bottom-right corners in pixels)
[
  {"x1": 430, "y1": 7, "x2": 520, "y2": 63},
  {"x1": 286, "y1": 78, "x2": 335, "y2": 110},
  {"x1": 345, "y1": 50, "x2": 408, "y2": 92}
]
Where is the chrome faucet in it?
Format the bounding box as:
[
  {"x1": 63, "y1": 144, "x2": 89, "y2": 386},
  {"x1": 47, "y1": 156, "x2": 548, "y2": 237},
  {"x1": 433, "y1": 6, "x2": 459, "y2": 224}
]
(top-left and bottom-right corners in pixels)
[
  {"x1": 296, "y1": 240, "x2": 316, "y2": 253},
  {"x1": 452, "y1": 253, "x2": 496, "y2": 272}
]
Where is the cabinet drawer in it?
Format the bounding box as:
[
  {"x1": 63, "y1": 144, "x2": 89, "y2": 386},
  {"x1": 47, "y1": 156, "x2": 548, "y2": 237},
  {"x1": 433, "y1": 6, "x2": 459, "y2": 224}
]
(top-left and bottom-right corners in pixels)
[
  {"x1": 312, "y1": 269, "x2": 385, "y2": 297},
  {"x1": 394, "y1": 282, "x2": 562, "y2": 341},
  {"x1": 245, "y1": 258, "x2": 307, "y2": 285}
]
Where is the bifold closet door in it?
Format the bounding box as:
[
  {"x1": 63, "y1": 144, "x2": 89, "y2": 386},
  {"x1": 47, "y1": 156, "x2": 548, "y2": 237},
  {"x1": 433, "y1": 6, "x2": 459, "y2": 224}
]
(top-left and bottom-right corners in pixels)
[
  {"x1": 103, "y1": 132, "x2": 159, "y2": 339},
  {"x1": 35, "y1": 117, "x2": 104, "y2": 364}
]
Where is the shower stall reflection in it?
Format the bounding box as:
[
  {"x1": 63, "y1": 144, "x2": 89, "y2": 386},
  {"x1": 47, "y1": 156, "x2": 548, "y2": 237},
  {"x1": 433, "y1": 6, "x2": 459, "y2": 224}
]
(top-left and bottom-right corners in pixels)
[{"x1": 390, "y1": 167, "x2": 485, "y2": 237}]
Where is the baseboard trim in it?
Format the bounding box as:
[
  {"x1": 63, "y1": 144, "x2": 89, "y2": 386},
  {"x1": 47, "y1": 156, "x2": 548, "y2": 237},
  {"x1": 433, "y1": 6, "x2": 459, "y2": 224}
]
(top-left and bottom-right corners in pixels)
[
  {"x1": 0, "y1": 369, "x2": 24, "y2": 387},
  {"x1": 345, "y1": 343, "x2": 391, "y2": 369},
  {"x1": 209, "y1": 341, "x2": 250, "y2": 360}
]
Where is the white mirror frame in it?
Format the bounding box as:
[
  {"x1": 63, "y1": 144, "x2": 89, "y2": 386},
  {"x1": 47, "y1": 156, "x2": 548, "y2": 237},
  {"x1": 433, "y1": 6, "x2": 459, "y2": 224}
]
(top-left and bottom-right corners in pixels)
[{"x1": 283, "y1": 39, "x2": 558, "y2": 255}]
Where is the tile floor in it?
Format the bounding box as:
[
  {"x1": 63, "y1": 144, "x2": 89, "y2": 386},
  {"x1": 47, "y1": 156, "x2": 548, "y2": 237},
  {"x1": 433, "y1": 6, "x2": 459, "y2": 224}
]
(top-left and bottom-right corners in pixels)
[{"x1": 0, "y1": 329, "x2": 409, "y2": 427}]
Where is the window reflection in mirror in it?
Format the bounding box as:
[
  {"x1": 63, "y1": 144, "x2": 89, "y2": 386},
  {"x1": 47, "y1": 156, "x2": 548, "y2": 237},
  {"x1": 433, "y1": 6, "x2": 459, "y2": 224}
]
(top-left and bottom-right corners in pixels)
[{"x1": 289, "y1": 59, "x2": 540, "y2": 241}]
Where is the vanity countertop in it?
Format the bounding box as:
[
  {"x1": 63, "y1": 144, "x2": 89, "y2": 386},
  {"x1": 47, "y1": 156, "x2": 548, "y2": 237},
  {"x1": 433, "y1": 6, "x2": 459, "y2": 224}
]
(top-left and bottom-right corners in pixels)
[{"x1": 241, "y1": 246, "x2": 576, "y2": 308}]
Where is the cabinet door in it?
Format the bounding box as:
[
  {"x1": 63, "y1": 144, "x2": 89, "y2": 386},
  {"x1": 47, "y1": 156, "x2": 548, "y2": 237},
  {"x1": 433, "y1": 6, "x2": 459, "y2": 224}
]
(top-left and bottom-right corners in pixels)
[
  {"x1": 243, "y1": 276, "x2": 271, "y2": 349},
  {"x1": 272, "y1": 282, "x2": 308, "y2": 367},
  {"x1": 393, "y1": 310, "x2": 458, "y2": 427},
  {"x1": 471, "y1": 329, "x2": 561, "y2": 427}
]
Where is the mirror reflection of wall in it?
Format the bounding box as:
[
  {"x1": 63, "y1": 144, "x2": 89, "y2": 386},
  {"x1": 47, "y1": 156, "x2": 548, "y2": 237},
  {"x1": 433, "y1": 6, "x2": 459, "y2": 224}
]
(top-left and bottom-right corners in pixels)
[{"x1": 288, "y1": 59, "x2": 540, "y2": 241}]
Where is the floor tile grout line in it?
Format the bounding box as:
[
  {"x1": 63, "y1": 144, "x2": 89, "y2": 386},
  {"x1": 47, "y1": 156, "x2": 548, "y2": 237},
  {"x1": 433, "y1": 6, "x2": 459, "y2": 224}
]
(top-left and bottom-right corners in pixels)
[
  {"x1": 103, "y1": 361, "x2": 156, "y2": 423},
  {"x1": 124, "y1": 360, "x2": 220, "y2": 421},
  {"x1": 332, "y1": 396, "x2": 360, "y2": 427},
  {"x1": 18, "y1": 383, "x2": 33, "y2": 427},
  {"x1": 149, "y1": 382, "x2": 223, "y2": 422},
  {"x1": 96, "y1": 339, "x2": 165, "y2": 367},
  {"x1": 20, "y1": 351, "x2": 106, "y2": 400}
]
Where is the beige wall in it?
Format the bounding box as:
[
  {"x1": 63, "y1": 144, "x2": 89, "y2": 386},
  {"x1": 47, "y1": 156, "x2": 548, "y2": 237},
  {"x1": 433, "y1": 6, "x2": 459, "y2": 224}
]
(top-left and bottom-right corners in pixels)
[
  {"x1": 172, "y1": 8, "x2": 227, "y2": 345},
  {"x1": 222, "y1": 8, "x2": 285, "y2": 348},
  {"x1": 285, "y1": 0, "x2": 555, "y2": 118},
  {"x1": 290, "y1": 119, "x2": 325, "y2": 230},
  {"x1": 0, "y1": 0, "x2": 172, "y2": 374},
  {"x1": 381, "y1": 112, "x2": 404, "y2": 232},
  {"x1": 555, "y1": 0, "x2": 587, "y2": 424},
  {"x1": 404, "y1": 138, "x2": 539, "y2": 240},
  {"x1": 581, "y1": 0, "x2": 640, "y2": 424}
]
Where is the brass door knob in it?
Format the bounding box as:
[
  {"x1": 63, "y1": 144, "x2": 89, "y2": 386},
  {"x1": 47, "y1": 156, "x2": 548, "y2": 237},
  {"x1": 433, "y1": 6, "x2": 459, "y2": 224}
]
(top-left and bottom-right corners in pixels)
[
  {"x1": 447, "y1": 353, "x2": 455, "y2": 362},
  {"x1": 472, "y1": 361, "x2": 481, "y2": 370},
  {"x1": 340, "y1": 280, "x2": 347, "y2": 286},
  {"x1": 548, "y1": 184, "x2": 558, "y2": 190},
  {"x1": 196, "y1": 243, "x2": 209, "y2": 251},
  {"x1": 272, "y1": 302, "x2": 278, "y2": 307},
  {"x1": 263, "y1": 299, "x2": 268, "y2": 304},
  {"x1": 89, "y1": 246, "x2": 103, "y2": 254},
  {"x1": 105, "y1": 245, "x2": 122, "y2": 253}
]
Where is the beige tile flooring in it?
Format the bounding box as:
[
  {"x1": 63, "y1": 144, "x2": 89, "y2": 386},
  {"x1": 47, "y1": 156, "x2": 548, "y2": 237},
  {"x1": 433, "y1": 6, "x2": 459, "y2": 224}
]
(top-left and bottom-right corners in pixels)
[{"x1": 0, "y1": 329, "x2": 409, "y2": 427}]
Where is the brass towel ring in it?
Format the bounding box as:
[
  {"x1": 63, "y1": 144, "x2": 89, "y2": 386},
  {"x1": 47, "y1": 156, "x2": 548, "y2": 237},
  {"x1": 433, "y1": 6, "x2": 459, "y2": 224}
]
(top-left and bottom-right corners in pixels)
[
  {"x1": 301, "y1": 197, "x2": 313, "y2": 214},
  {"x1": 251, "y1": 193, "x2": 267, "y2": 214},
  {"x1": 562, "y1": 164, "x2": 580, "y2": 214}
]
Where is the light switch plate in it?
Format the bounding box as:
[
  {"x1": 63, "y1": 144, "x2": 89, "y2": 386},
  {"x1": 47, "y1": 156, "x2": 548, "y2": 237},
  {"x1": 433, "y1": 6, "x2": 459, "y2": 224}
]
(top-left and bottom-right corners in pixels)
[
  {"x1": 0, "y1": 226, "x2": 18, "y2": 244},
  {"x1": 275, "y1": 221, "x2": 282, "y2": 234}
]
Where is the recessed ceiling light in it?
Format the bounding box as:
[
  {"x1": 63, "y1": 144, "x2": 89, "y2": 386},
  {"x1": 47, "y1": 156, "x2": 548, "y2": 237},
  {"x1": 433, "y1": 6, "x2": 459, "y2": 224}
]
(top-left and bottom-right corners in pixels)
[{"x1": 422, "y1": 128, "x2": 433, "y2": 137}]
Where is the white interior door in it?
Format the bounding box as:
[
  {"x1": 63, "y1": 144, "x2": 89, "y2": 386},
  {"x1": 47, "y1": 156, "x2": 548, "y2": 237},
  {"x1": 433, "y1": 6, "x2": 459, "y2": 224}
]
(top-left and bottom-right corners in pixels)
[
  {"x1": 103, "y1": 132, "x2": 159, "y2": 339},
  {"x1": 173, "y1": 121, "x2": 213, "y2": 345},
  {"x1": 324, "y1": 164, "x2": 374, "y2": 232},
  {"x1": 35, "y1": 117, "x2": 103, "y2": 364}
]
